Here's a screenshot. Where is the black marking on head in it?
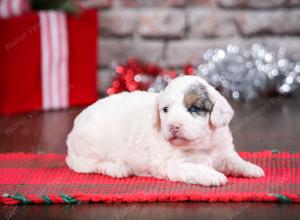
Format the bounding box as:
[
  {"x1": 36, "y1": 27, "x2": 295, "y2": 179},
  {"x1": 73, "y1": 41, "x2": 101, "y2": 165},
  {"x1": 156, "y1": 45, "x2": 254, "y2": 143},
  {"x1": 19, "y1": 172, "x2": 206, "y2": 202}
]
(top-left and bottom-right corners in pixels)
[{"x1": 184, "y1": 83, "x2": 213, "y2": 116}]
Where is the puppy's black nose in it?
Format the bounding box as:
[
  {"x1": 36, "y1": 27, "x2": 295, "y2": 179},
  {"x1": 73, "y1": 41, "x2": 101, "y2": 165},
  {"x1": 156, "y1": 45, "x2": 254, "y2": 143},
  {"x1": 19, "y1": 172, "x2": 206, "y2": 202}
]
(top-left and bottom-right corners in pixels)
[{"x1": 169, "y1": 124, "x2": 181, "y2": 134}]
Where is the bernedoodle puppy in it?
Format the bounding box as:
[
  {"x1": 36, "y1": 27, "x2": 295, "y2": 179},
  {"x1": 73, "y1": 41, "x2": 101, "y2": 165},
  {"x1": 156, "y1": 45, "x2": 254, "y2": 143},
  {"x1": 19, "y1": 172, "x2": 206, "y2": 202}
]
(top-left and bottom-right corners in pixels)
[{"x1": 66, "y1": 75, "x2": 264, "y2": 186}]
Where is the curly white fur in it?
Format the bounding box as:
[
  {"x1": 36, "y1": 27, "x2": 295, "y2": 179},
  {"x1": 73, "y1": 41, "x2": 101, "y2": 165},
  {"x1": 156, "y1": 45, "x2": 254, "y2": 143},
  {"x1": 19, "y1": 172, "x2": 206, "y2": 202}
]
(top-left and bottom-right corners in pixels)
[{"x1": 66, "y1": 76, "x2": 264, "y2": 186}]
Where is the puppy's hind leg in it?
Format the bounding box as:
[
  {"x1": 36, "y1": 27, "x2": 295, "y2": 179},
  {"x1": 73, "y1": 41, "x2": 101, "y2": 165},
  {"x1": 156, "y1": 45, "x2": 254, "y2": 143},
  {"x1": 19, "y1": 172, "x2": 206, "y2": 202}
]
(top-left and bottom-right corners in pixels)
[
  {"x1": 66, "y1": 136, "x2": 100, "y2": 173},
  {"x1": 66, "y1": 156, "x2": 131, "y2": 178},
  {"x1": 66, "y1": 156, "x2": 99, "y2": 173},
  {"x1": 96, "y1": 161, "x2": 131, "y2": 178}
]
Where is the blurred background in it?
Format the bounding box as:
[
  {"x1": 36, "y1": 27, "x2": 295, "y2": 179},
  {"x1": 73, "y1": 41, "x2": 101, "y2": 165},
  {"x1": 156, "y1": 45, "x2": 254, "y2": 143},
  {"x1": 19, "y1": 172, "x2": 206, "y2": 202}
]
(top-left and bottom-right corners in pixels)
[{"x1": 97, "y1": 0, "x2": 300, "y2": 99}]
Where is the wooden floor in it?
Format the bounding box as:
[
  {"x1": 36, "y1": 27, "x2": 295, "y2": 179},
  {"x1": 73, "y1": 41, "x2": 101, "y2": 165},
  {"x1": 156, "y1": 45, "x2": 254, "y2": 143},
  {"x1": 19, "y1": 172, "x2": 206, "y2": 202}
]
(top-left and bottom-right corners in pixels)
[{"x1": 0, "y1": 96, "x2": 299, "y2": 220}]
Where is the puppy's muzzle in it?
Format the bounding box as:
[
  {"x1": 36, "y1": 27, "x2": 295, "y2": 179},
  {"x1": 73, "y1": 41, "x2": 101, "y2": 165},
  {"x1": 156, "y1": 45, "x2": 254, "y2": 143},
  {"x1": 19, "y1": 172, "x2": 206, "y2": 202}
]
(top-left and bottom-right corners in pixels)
[{"x1": 169, "y1": 123, "x2": 181, "y2": 135}]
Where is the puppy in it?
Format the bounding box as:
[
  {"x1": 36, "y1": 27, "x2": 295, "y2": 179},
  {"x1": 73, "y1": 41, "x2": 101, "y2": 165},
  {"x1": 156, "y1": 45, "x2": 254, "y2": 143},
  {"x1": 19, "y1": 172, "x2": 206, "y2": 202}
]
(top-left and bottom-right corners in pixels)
[{"x1": 66, "y1": 75, "x2": 264, "y2": 186}]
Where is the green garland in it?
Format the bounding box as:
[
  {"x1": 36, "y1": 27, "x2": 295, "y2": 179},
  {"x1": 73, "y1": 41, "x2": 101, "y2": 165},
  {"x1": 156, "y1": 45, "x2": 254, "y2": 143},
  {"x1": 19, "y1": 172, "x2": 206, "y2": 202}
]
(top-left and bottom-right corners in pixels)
[
  {"x1": 3, "y1": 193, "x2": 80, "y2": 204},
  {"x1": 31, "y1": 0, "x2": 80, "y2": 14}
]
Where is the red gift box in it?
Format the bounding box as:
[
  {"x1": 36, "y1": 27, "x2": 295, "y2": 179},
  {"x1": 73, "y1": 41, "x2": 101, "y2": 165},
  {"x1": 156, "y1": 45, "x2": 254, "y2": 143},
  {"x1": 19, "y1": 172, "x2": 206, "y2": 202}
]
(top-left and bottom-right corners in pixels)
[{"x1": 0, "y1": 9, "x2": 98, "y2": 115}]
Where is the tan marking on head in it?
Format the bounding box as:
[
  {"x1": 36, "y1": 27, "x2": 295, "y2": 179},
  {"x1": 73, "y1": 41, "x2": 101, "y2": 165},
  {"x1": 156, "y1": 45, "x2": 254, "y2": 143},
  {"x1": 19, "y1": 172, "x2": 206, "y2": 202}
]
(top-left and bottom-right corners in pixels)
[
  {"x1": 184, "y1": 94, "x2": 198, "y2": 108},
  {"x1": 183, "y1": 83, "x2": 213, "y2": 114}
]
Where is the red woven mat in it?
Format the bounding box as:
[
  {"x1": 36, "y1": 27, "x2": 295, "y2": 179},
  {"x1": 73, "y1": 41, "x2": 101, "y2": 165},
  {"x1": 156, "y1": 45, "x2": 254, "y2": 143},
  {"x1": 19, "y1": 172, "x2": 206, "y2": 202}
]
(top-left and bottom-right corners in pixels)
[{"x1": 0, "y1": 151, "x2": 299, "y2": 204}]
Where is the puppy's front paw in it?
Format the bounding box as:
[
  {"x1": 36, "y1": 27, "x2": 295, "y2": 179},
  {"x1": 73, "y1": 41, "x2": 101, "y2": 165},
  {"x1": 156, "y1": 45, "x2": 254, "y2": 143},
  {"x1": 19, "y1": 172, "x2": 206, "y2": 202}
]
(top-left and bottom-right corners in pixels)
[
  {"x1": 241, "y1": 162, "x2": 265, "y2": 178},
  {"x1": 166, "y1": 163, "x2": 228, "y2": 187},
  {"x1": 202, "y1": 170, "x2": 228, "y2": 186},
  {"x1": 186, "y1": 170, "x2": 228, "y2": 187}
]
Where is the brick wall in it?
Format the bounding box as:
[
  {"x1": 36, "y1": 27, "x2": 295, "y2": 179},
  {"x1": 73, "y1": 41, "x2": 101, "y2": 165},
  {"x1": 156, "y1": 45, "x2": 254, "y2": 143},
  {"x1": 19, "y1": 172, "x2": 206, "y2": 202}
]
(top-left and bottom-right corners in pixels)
[{"x1": 80, "y1": 0, "x2": 300, "y2": 94}]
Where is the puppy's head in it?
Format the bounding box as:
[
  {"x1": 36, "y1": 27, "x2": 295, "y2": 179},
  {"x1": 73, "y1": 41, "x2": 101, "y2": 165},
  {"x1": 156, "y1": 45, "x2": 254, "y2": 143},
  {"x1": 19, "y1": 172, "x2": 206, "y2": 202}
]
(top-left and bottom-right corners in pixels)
[{"x1": 153, "y1": 75, "x2": 234, "y2": 148}]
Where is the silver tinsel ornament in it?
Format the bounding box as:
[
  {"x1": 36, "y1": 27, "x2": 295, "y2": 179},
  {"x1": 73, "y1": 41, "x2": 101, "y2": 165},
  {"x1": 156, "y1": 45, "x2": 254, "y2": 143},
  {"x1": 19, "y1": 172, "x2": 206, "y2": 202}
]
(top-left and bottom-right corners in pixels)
[
  {"x1": 148, "y1": 74, "x2": 175, "y2": 93},
  {"x1": 121, "y1": 44, "x2": 300, "y2": 101},
  {"x1": 196, "y1": 44, "x2": 300, "y2": 101}
]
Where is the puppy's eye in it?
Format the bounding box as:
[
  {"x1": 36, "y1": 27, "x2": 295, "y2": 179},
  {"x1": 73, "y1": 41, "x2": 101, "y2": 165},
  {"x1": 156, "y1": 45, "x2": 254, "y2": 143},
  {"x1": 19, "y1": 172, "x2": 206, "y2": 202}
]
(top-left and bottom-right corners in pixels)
[
  {"x1": 162, "y1": 107, "x2": 169, "y2": 113},
  {"x1": 188, "y1": 105, "x2": 205, "y2": 113}
]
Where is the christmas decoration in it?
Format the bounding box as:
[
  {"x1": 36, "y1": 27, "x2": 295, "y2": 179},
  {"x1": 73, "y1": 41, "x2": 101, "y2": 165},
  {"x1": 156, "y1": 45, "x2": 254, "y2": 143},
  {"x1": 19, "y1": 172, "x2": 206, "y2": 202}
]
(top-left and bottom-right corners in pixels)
[
  {"x1": 197, "y1": 44, "x2": 300, "y2": 101},
  {"x1": 0, "y1": 0, "x2": 79, "y2": 19},
  {"x1": 0, "y1": 8, "x2": 98, "y2": 115},
  {"x1": 108, "y1": 44, "x2": 300, "y2": 102},
  {"x1": 31, "y1": 0, "x2": 80, "y2": 14},
  {"x1": 106, "y1": 58, "x2": 179, "y2": 95}
]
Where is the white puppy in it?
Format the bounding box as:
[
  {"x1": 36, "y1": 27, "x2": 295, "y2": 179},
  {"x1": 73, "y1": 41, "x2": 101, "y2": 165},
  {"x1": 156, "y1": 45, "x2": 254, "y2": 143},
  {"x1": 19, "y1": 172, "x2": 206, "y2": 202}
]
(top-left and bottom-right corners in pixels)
[{"x1": 66, "y1": 75, "x2": 264, "y2": 186}]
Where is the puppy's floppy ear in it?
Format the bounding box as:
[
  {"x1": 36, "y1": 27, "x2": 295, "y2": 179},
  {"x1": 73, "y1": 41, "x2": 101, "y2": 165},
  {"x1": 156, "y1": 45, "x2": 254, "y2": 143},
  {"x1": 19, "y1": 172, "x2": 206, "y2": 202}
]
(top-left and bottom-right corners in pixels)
[
  {"x1": 207, "y1": 86, "x2": 234, "y2": 128},
  {"x1": 152, "y1": 95, "x2": 161, "y2": 131}
]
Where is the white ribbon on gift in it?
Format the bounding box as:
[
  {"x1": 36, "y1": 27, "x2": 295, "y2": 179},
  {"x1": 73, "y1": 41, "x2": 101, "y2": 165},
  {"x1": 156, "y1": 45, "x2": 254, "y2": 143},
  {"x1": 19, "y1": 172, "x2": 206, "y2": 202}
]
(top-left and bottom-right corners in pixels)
[
  {"x1": 39, "y1": 11, "x2": 69, "y2": 110},
  {"x1": 0, "y1": 0, "x2": 29, "y2": 19}
]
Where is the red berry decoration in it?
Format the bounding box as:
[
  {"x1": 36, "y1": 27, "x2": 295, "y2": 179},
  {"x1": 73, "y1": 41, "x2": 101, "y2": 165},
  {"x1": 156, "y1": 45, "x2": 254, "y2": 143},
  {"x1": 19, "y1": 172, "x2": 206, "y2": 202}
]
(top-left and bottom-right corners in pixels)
[{"x1": 106, "y1": 58, "x2": 195, "y2": 95}]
